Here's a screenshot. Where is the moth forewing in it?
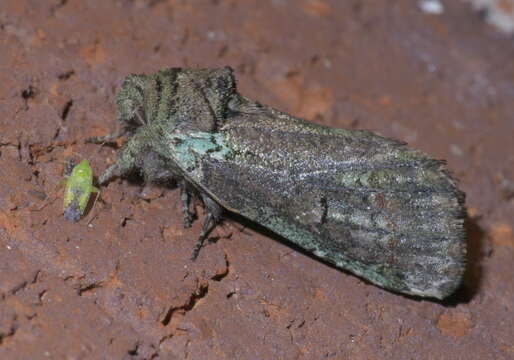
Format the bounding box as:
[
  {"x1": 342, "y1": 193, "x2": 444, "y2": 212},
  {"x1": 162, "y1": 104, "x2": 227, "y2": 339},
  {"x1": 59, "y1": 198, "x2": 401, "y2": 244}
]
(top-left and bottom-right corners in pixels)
[{"x1": 171, "y1": 113, "x2": 466, "y2": 299}]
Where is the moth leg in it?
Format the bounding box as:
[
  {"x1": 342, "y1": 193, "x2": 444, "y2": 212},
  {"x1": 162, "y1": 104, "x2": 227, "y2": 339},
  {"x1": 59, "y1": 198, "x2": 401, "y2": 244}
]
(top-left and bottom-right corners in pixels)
[
  {"x1": 98, "y1": 136, "x2": 142, "y2": 185},
  {"x1": 191, "y1": 195, "x2": 223, "y2": 260},
  {"x1": 99, "y1": 163, "x2": 123, "y2": 185},
  {"x1": 179, "y1": 181, "x2": 194, "y2": 228},
  {"x1": 86, "y1": 129, "x2": 126, "y2": 144}
]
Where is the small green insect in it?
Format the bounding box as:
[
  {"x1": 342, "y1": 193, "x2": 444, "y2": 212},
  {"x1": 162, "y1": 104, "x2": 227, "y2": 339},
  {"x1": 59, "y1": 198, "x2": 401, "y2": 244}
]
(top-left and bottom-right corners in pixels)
[{"x1": 63, "y1": 159, "x2": 99, "y2": 222}]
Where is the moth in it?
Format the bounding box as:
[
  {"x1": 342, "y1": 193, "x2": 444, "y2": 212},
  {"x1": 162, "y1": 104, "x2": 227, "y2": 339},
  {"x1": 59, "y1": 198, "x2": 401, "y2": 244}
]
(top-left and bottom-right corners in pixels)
[
  {"x1": 63, "y1": 159, "x2": 99, "y2": 222},
  {"x1": 88, "y1": 67, "x2": 466, "y2": 299}
]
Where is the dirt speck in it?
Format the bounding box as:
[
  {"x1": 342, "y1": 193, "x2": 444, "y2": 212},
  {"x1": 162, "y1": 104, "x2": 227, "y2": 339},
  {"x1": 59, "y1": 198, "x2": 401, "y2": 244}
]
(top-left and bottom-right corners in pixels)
[
  {"x1": 302, "y1": 0, "x2": 332, "y2": 17},
  {"x1": 437, "y1": 311, "x2": 472, "y2": 338},
  {"x1": 489, "y1": 223, "x2": 514, "y2": 247},
  {"x1": 79, "y1": 41, "x2": 106, "y2": 66}
]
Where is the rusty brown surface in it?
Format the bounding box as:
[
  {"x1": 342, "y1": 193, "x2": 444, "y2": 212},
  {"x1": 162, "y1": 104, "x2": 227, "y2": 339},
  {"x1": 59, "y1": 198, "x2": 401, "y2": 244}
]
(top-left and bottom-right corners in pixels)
[{"x1": 0, "y1": 1, "x2": 513, "y2": 359}]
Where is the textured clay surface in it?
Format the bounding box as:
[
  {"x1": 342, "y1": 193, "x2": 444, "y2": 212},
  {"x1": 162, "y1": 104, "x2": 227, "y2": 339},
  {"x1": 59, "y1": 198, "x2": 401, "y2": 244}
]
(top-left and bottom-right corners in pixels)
[{"x1": 0, "y1": 1, "x2": 513, "y2": 359}]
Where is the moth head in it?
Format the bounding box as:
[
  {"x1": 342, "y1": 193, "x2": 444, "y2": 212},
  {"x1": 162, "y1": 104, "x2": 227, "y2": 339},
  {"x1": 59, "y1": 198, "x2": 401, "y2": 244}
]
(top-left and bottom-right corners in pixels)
[{"x1": 115, "y1": 67, "x2": 236, "y2": 133}]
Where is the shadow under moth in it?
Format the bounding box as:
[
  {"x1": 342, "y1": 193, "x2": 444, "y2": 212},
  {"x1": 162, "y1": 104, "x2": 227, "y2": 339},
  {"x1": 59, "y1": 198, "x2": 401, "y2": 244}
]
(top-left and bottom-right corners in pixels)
[{"x1": 88, "y1": 67, "x2": 466, "y2": 299}]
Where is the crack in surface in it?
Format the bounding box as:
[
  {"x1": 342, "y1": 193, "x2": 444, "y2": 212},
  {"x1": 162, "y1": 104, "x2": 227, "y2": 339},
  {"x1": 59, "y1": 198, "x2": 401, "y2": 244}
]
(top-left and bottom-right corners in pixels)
[
  {"x1": 0, "y1": 321, "x2": 18, "y2": 346},
  {"x1": 9, "y1": 269, "x2": 40, "y2": 296},
  {"x1": 50, "y1": 0, "x2": 69, "y2": 16},
  {"x1": 77, "y1": 281, "x2": 104, "y2": 296},
  {"x1": 161, "y1": 282, "x2": 209, "y2": 326},
  {"x1": 57, "y1": 70, "x2": 75, "y2": 81},
  {"x1": 60, "y1": 99, "x2": 73, "y2": 122}
]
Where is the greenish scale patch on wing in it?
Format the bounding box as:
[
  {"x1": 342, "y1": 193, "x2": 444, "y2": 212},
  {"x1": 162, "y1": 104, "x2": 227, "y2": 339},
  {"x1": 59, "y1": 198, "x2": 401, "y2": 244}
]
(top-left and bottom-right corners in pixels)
[{"x1": 166, "y1": 131, "x2": 234, "y2": 173}]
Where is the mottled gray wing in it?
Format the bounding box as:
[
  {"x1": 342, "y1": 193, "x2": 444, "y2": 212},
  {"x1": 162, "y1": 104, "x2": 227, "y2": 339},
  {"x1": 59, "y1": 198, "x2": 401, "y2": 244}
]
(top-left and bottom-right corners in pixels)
[{"x1": 194, "y1": 112, "x2": 466, "y2": 299}]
